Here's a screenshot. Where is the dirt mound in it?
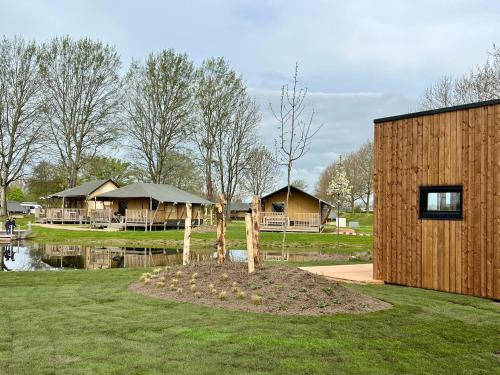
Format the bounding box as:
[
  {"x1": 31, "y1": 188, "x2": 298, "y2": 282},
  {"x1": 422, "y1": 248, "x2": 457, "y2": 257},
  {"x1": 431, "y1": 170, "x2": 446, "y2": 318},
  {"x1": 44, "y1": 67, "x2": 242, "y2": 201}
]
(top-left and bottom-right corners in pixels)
[{"x1": 130, "y1": 263, "x2": 391, "y2": 316}]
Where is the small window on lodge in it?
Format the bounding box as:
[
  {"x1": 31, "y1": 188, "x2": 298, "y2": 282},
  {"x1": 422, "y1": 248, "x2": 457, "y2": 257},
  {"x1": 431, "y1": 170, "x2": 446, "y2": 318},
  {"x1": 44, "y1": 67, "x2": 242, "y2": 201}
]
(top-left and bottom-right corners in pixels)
[{"x1": 419, "y1": 186, "x2": 462, "y2": 220}]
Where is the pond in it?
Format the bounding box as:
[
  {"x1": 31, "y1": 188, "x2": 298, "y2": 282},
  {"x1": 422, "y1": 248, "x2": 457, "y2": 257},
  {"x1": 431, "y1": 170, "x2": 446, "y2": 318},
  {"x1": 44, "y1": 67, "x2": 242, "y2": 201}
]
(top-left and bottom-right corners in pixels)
[{"x1": 0, "y1": 241, "x2": 370, "y2": 271}]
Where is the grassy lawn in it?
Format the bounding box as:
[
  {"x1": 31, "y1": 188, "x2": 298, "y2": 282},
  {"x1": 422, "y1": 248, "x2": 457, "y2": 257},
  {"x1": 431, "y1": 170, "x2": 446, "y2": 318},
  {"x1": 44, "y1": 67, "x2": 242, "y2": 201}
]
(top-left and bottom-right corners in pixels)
[
  {"x1": 0, "y1": 269, "x2": 498, "y2": 374},
  {"x1": 15, "y1": 216, "x2": 373, "y2": 254}
]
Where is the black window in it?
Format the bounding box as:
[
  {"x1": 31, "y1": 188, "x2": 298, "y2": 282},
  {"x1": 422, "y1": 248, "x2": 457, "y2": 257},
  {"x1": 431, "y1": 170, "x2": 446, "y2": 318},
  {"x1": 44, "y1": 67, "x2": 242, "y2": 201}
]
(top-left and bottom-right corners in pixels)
[
  {"x1": 419, "y1": 186, "x2": 463, "y2": 220},
  {"x1": 272, "y1": 202, "x2": 284, "y2": 212}
]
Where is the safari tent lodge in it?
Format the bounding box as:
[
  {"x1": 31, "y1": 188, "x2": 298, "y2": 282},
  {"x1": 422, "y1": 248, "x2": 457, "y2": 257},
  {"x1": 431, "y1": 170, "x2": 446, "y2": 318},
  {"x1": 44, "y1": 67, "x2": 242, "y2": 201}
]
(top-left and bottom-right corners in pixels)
[
  {"x1": 91, "y1": 182, "x2": 212, "y2": 230},
  {"x1": 259, "y1": 186, "x2": 333, "y2": 233},
  {"x1": 45, "y1": 179, "x2": 119, "y2": 223}
]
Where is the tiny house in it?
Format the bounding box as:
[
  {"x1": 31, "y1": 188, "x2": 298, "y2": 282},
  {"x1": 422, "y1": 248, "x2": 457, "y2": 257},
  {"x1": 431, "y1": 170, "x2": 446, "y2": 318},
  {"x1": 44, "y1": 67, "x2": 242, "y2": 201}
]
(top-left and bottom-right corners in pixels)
[
  {"x1": 373, "y1": 99, "x2": 500, "y2": 299},
  {"x1": 260, "y1": 185, "x2": 333, "y2": 232}
]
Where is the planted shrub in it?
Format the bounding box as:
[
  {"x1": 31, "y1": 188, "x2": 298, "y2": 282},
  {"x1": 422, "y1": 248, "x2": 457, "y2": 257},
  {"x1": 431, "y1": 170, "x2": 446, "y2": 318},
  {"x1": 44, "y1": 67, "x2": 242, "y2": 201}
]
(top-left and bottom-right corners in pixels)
[
  {"x1": 176, "y1": 288, "x2": 183, "y2": 295},
  {"x1": 219, "y1": 291, "x2": 227, "y2": 301},
  {"x1": 176, "y1": 271, "x2": 183, "y2": 278},
  {"x1": 210, "y1": 288, "x2": 217, "y2": 295},
  {"x1": 144, "y1": 278, "x2": 151, "y2": 285},
  {"x1": 171, "y1": 278, "x2": 179, "y2": 285},
  {"x1": 208, "y1": 283, "x2": 214, "y2": 290},
  {"x1": 194, "y1": 291, "x2": 201, "y2": 299},
  {"x1": 191, "y1": 272, "x2": 198, "y2": 279},
  {"x1": 153, "y1": 267, "x2": 162, "y2": 274},
  {"x1": 164, "y1": 266, "x2": 171, "y2": 272},
  {"x1": 251, "y1": 295, "x2": 262, "y2": 305},
  {"x1": 169, "y1": 284, "x2": 176, "y2": 291},
  {"x1": 159, "y1": 276, "x2": 166, "y2": 282},
  {"x1": 156, "y1": 281, "x2": 165, "y2": 288},
  {"x1": 231, "y1": 286, "x2": 238, "y2": 293},
  {"x1": 221, "y1": 273, "x2": 228, "y2": 281},
  {"x1": 190, "y1": 279, "x2": 197, "y2": 285},
  {"x1": 322, "y1": 287, "x2": 332, "y2": 296},
  {"x1": 231, "y1": 281, "x2": 238, "y2": 287},
  {"x1": 190, "y1": 284, "x2": 197, "y2": 293},
  {"x1": 236, "y1": 291, "x2": 246, "y2": 300}
]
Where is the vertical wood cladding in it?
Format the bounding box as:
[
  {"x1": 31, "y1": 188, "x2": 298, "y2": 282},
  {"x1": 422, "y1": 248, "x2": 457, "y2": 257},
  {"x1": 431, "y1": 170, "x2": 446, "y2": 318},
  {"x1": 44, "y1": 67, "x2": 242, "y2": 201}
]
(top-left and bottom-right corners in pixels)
[{"x1": 373, "y1": 102, "x2": 500, "y2": 299}]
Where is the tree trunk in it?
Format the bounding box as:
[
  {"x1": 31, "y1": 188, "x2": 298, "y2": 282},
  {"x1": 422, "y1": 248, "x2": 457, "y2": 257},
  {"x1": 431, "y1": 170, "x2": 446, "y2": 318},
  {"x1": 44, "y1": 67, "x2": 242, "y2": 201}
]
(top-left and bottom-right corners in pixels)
[
  {"x1": 245, "y1": 213, "x2": 255, "y2": 273},
  {"x1": 365, "y1": 192, "x2": 371, "y2": 212},
  {"x1": 251, "y1": 195, "x2": 260, "y2": 266},
  {"x1": 183, "y1": 202, "x2": 192, "y2": 265},
  {"x1": 281, "y1": 165, "x2": 291, "y2": 261},
  {"x1": 216, "y1": 194, "x2": 226, "y2": 264},
  {"x1": 0, "y1": 184, "x2": 7, "y2": 216}
]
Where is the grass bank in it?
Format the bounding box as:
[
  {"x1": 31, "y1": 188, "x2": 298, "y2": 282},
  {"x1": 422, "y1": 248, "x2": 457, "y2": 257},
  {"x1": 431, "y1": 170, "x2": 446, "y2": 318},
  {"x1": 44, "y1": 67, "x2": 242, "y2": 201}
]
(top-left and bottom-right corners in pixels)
[
  {"x1": 0, "y1": 269, "x2": 498, "y2": 374},
  {"x1": 20, "y1": 217, "x2": 373, "y2": 254}
]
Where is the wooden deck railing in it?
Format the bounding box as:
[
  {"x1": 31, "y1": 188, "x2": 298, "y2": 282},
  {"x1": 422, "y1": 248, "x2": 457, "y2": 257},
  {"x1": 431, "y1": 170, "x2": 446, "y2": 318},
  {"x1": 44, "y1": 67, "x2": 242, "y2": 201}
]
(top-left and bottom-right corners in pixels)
[
  {"x1": 259, "y1": 212, "x2": 320, "y2": 228},
  {"x1": 46, "y1": 208, "x2": 87, "y2": 221},
  {"x1": 89, "y1": 209, "x2": 112, "y2": 224}
]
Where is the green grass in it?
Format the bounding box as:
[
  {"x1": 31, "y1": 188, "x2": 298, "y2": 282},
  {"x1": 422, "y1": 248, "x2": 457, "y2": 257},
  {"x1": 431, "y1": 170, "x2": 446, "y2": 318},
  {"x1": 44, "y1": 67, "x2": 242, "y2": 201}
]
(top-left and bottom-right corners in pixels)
[
  {"x1": 0, "y1": 269, "x2": 498, "y2": 374},
  {"x1": 21, "y1": 218, "x2": 373, "y2": 254}
]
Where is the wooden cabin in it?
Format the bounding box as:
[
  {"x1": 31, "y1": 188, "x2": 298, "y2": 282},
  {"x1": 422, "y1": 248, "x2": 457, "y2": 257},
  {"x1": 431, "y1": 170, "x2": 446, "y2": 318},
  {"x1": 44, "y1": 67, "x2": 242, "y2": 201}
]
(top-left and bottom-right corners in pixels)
[
  {"x1": 91, "y1": 182, "x2": 212, "y2": 230},
  {"x1": 46, "y1": 180, "x2": 119, "y2": 223},
  {"x1": 373, "y1": 99, "x2": 500, "y2": 300},
  {"x1": 260, "y1": 186, "x2": 333, "y2": 232}
]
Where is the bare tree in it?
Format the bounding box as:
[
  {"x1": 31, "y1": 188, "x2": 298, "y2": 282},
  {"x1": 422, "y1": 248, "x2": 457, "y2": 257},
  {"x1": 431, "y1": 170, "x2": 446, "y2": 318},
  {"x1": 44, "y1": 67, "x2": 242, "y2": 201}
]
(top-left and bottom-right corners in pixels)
[
  {"x1": 421, "y1": 44, "x2": 500, "y2": 110},
  {"x1": 0, "y1": 36, "x2": 45, "y2": 215},
  {"x1": 213, "y1": 94, "x2": 260, "y2": 218},
  {"x1": 271, "y1": 63, "x2": 322, "y2": 257},
  {"x1": 242, "y1": 145, "x2": 279, "y2": 197},
  {"x1": 125, "y1": 49, "x2": 194, "y2": 184},
  {"x1": 356, "y1": 139, "x2": 374, "y2": 211},
  {"x1": 39, "y1": 36, "x2": 122, "y2": 187},
  {"x1": 193, "y1": 57, "x2": 244, "y2": 201}
]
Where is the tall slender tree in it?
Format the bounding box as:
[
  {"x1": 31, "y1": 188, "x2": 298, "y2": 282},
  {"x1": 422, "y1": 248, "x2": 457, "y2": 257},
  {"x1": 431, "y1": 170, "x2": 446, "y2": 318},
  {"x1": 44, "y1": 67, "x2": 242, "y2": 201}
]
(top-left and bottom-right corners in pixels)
[
  {"x1": 193, "y1": 57, "x2": 244, "y2": 201},
  {"x1": 125, "y1": 49, "x2": 194, "y2": 183},
  {"x1": 0, "y1": 36, "x2": 45, "y2": 215},
  {"x1": 271, "y1": 63, "x2": 321, "y2": 257},
  {"x1": 39, "y1": 36, "x2": 122, "y2": 187}
]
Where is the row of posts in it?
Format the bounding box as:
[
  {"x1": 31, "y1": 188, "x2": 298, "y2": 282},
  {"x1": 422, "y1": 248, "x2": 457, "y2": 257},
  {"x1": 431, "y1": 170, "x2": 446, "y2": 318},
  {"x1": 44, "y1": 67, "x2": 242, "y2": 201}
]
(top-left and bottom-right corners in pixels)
[{"x1": 182, "y1": 194, "x2": 260, "y2": 273}]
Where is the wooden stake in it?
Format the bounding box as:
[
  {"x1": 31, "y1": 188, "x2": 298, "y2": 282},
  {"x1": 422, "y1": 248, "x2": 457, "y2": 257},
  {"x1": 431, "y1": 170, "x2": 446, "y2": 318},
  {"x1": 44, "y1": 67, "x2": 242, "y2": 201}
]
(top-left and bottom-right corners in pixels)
[
  {"x1": 183, "y1": 202, "x2": 192, "y2": 266},
  {"x1": 245, "y1": 213, "x2": 255, "y2": 273},
  {"x1": 216, "y1": 194, "x2": 226, "y2": 264},
  {"x1": 251, "y1": 195, "x2": 260, "y2": 266}
]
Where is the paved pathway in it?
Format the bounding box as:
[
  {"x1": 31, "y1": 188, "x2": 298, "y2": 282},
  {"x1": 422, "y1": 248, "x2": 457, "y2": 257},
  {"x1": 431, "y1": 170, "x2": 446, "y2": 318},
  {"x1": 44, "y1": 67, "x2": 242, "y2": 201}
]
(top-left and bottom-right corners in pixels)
[{"x1": 299, "y1": 264, "x2": 384, "y2": 284}]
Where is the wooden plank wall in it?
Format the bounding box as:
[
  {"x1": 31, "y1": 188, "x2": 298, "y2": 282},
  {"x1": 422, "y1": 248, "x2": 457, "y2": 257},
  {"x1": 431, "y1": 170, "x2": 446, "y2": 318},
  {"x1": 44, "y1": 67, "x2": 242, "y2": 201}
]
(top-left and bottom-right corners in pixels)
[{"x1": 373, "y1": 103, "x2": 500, "y2": 299}]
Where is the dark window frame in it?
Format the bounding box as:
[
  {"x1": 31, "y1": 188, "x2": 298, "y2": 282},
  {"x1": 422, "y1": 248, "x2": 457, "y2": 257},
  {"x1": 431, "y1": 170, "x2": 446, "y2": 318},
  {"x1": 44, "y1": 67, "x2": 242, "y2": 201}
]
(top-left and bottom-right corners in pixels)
[{"x1": 419, "y1": 185, "x2": 463, "y2": 220}]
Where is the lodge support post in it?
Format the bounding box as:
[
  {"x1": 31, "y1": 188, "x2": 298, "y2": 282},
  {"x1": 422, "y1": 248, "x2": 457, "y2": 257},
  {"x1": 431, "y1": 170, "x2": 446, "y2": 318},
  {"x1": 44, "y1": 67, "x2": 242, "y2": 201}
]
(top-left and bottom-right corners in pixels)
[
  {"x1": 216, "y1": 194, "x2": 226, "y2": 264},
  {"x1": 245, "y1": 213, "x2": 255, "y2": 273},
  {"x1": 183, "y1": 202, "x2": 192, "y2": 266},
  {"x1": 251, "y1": 195, "x2": 261, "y2": 266}
]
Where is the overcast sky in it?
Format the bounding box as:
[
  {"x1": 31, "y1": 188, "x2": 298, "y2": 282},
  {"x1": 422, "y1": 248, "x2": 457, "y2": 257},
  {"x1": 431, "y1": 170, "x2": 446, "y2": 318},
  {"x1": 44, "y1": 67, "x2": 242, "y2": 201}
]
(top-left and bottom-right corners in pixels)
[{"x1": 2, "y1": 0, "x2": 500, "y2": 191}]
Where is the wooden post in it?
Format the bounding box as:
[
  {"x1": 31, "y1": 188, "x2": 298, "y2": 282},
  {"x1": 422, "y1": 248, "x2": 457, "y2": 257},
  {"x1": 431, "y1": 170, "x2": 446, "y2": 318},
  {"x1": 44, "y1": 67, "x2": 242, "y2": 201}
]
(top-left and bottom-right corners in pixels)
[
  {"x1": 183, "y1": 202, "x2": 192, "y2": 266},
  {"x1": 251, "y1": 195, "x2": 261, "y2": 266},
  {"x1": 216, "y1": 194, "x2": 226, "y2": 264},
  {"x1": 245, "y1": 213, "x2": 255, "y2": 273}
]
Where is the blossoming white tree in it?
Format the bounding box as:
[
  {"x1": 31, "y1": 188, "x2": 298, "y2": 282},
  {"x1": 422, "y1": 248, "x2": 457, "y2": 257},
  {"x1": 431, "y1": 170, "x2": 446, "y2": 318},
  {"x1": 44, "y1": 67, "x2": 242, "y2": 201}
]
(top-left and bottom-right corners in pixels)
[{"x1": 327, "y1": 159, "x2": 352, "y2": 247}]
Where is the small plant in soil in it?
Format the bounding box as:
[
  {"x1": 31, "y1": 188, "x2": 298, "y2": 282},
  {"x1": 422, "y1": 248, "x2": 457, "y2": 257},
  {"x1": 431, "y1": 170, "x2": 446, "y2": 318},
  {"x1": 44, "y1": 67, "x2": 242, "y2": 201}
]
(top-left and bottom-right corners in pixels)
[
  {"x1": 159, "y1": 276, "x2": 166, "y2": 282},
  {"x1": 322, "y1": 287, "x2": 333, "y2": 296},
  {"x1": 317, "y1": 301, "x2": 327, "y2": 309},
  {"x1": 194, "y1": 291, "x2": 201, "y2": 298},
  {"x1": 190, "y1": 285, "x2": 197, "y2": 293},
  {"x1": 236, "y1": 291, "x2": 246, "y2": 300},
  {"x1": 299, "y1": 286, "x2": 307, "y2": 293},
  {"x1": 169, "y1": 284, "x2": 176, "y2": 291},
  {"x1": 190, "y1": 278, "x2": 197, "y2": 285},
  {"x1": 150, "y1": 274, "x2": 158, "y2": 279},
  {"x1": 208, "y1": 283, "x2": 214, "y2": 290},
  {"x1": 251, "y1": 295, "x2": 262, "y2": 305},
  {"x1": 175, "y1": 271, "x2": 183, "y2": 278},
  {"x1": 171, "y1": 278, "x2": 178, "y2": 285},
  {"x1": 219, "y1": 291, "x2": 227, "y2": 301},
  {"x1": 176, "y1": 288, "x2": 183, "y2": 295},
  {"x1": 288, "y1": 292, "x2": 298, "y2": 300},
  {"x1": 156, "y1": 281, "x2": 165, "y2": 288},
  {"x1": 249, "y1": 283, "x2": 261, "y2": 290},
  {"x1": 210, "y1": 288, "x2": 217, "y2": 295},
  {"x1": 231, "y1": 286, "x2": 238, "y2": 293},
  {"x1": 144, "y1": 279, "x2": 151, "y2": 285},
  {"x1": 164, "y1": 266, "x2": 171, "y2": 272},
  {"x1": 221, "y1": 273, "x2": 228, "y2": 281},
  {"x1": 191, "y1": 273, "x2": 198, "y2": 279},
  {"x1": 231, "y1": 281, "x2": 238, "y2": 287}
]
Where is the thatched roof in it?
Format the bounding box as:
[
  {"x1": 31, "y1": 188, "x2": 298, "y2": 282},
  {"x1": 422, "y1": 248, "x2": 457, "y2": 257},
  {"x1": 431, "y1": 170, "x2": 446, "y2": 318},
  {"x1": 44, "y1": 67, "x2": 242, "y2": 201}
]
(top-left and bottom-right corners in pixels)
[{"x1": 95, "y1": 182, "x2": 212, "y2": 205}]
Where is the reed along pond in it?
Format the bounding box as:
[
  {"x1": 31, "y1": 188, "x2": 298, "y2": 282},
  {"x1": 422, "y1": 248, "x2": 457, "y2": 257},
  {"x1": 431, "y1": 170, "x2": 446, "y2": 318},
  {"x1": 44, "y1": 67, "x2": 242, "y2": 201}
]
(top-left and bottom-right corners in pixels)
[{"x1": 1, "y1": 241, "x2": 371, "y2": 271}]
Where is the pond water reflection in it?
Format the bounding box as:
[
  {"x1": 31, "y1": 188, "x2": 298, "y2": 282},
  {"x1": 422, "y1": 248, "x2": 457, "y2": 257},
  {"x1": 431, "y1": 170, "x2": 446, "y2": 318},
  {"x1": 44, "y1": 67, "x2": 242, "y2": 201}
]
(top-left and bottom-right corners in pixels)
[{"x1": 0, "y1": 241, "x2": 370, "y2": 271}]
